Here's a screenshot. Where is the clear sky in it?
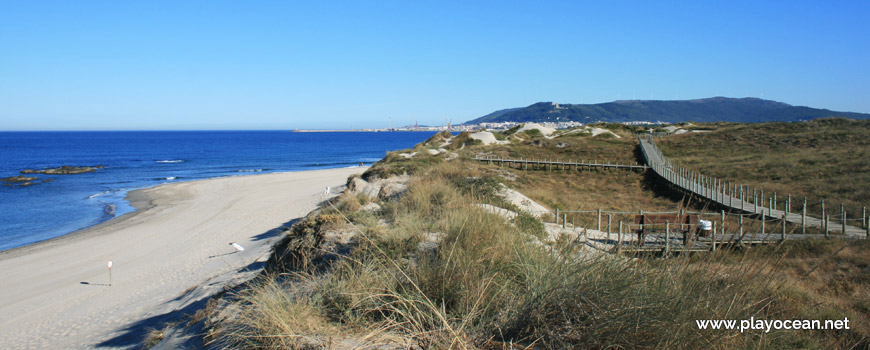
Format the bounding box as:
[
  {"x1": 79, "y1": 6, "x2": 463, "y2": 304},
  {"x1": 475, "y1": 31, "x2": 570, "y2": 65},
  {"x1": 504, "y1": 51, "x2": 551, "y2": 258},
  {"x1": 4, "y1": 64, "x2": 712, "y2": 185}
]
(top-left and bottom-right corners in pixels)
[{"x1": 1, "y1": 1, "x2": 868, "y2": 130}]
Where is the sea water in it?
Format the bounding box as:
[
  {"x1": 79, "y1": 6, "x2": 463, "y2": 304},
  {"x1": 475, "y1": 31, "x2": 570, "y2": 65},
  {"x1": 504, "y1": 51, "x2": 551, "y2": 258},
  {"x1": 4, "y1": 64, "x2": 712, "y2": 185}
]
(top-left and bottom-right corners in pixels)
[{"x1": 0, "y1": 131, "x2": 437, "y2": 251}]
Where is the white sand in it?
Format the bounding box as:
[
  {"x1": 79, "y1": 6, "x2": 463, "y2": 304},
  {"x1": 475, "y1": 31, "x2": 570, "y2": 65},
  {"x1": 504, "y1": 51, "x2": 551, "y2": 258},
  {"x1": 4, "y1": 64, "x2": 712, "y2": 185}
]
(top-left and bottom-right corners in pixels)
[
  {"x1": 468, "y1": 131, "x2": 508, "y2": 145},
  {"x1": 517, "y1": 123, "x2": 557, "y2": 138},
  {"x1": 0, "y1": 167, "x2": 365, "y2": 349}
]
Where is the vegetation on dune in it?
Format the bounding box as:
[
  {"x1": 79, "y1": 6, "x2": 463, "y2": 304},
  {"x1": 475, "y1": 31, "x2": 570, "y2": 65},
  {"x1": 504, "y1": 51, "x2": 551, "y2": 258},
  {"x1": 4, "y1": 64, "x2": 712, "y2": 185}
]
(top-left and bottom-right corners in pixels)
[{"x1": 206, "y1": 120, "x2": 869, "y2": 349}]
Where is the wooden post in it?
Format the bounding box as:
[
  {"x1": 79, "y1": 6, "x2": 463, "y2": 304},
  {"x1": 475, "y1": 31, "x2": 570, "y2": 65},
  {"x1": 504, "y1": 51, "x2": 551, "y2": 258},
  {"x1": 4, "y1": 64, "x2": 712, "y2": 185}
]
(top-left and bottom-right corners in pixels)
[
  {"x1": 617, "y1": 221, "x2": 623, "y2": 253},
  {"x1": 639, "y1": 209, "x2": 644, "y2": 234},
  {"x1": 842, "y1": 205, "x2": 846, "y2": 235},
  {"x1": 711, "y1": 220, "x2": 717, "y2": 251},
  {"x1": 665, "y1": 221, "x2": 670, "y2": 255},
  {"x1": 563, "y1": 213, "x2": 567, "y2": 229},
  {"x1": 773, "y1": 192, "x2": 777, "y2": 211},
  {"x1": 607, "y1": 214, "x2": 613, "y2": 239},
  {"x1": 555, "y1": 208, "x2": 560, "y2": 224},
  {"x1": 761, "y1": 213, "x2": 765, "y2": 234},
  {"x1": 802, "y1": 198, "x2": 807, "y2": 234},
  {"x1": 781, "y1": 214, "x2": 786, "y2": 241},
  {"x1": 822, "y1": 199, "x2": 828, "y2": 227},
  {"x1": 864, "y1": 206, "x2": 867, "y2": 229},
  {"x1": 866, "y1": 217, "x2": 869, "y2": 238},
  {"x1": 760, "y1": 190, "x2": 764, "y2": 214},
  {"x1": 787, "y1": 194, "x2": 791, "y2": 216},
  {"x1": 729, "y1": 183, "x2": 733, "y2": 207},
  {"x1": 597, "y1": 209, "x2": 602, "y2": 232},
  {"x1": 739, "y1": 215, "x2": 744, "y2": 238},
  {"x1": 825, "y1": 215, "x2": 829, "y2": 238}
]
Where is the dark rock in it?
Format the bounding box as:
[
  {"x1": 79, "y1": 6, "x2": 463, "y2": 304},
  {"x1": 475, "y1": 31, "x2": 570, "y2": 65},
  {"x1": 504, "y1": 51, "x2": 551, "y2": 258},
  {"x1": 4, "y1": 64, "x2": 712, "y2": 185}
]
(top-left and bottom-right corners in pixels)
[
  {"x1": 2, "y1": 175, "x2": 38, "y2": 182},
  {"x1": 556, "y1": 142, "x2": 569, "y2": 148},
  {"x1": 21, "y1": 165, "x2": 104, "y2": 175}
]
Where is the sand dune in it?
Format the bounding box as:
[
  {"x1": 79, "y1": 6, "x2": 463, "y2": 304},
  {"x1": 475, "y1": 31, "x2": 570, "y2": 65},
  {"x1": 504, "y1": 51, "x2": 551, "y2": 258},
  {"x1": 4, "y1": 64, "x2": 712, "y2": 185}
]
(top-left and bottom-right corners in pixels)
[{"x1": 0, "y1": 167, "x2": 365, "y2": 349}]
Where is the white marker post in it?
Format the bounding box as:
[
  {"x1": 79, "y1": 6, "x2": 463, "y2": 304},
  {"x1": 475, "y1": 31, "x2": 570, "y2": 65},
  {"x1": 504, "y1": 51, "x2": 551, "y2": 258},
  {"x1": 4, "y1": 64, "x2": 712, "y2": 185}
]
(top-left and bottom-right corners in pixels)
[{"x1": 107, "y1": 260, "x2": 113, "y2": 286}]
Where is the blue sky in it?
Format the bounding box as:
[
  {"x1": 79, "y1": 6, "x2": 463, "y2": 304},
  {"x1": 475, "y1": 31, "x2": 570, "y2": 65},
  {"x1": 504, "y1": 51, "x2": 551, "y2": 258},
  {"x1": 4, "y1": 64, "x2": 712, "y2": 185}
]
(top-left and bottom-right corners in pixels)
[{"x1": 1, "y1": 1, "x2": 868, "y2": 130}]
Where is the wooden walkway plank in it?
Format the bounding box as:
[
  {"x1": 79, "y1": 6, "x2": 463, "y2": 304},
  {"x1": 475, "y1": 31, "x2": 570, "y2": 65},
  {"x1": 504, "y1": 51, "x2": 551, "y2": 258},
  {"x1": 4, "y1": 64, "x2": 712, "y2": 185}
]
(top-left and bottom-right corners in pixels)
[{"x1": 473, "y1": 157, "x2": 647, "y2": 171}]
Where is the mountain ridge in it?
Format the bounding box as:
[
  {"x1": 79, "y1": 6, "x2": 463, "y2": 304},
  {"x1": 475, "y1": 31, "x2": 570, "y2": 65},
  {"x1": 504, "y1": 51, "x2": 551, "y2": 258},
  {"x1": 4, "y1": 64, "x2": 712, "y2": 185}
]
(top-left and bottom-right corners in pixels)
[{"x1": 464, "y1": 97, "x2": 870, "y2": 124}]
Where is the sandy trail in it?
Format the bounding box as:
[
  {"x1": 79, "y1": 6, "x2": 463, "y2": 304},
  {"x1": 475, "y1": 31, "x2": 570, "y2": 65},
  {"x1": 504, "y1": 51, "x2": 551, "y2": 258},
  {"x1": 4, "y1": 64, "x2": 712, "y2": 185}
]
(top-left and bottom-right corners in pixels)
[{"x1": 0, "y1": 167, "x2": 364, "y2": 349}]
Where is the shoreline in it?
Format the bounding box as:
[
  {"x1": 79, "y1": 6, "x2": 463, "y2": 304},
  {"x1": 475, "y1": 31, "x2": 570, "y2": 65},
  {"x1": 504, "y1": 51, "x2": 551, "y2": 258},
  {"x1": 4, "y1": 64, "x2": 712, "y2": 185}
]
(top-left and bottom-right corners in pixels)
[
  {"x1": 0, "y1": 166, "x2": 365, "y2": 261},
  {"x1": 0, "y1": 166, "x2": 367, "y2": 348}
]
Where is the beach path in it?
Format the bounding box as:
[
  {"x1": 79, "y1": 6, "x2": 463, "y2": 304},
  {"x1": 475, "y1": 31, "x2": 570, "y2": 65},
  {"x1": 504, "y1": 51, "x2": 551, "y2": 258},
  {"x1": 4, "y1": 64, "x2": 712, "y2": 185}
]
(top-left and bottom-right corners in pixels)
[{"x1": 0, "y1": 167, "x2": 364, "y2": 349}]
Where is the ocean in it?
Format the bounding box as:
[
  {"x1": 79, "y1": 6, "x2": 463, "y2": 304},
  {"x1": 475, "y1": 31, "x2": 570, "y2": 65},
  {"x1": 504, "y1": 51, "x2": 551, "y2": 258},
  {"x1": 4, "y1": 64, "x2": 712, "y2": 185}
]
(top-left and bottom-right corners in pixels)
[{"x1": 0, "y1": 131, "x2": 437, "y2": 251}]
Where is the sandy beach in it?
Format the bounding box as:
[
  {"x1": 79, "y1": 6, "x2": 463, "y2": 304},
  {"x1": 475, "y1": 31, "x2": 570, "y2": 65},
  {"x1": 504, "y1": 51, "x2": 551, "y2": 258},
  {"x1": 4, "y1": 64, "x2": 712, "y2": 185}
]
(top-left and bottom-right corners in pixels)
[{"x1": 0, "y1": 167, "x2": 365, "y2": 349}]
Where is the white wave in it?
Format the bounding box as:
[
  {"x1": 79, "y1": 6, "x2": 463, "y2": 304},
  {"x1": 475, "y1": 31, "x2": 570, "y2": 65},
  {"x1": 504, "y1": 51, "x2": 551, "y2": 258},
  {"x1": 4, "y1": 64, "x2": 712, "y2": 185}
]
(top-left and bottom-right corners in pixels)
[
  {"x1": 88, "y1": 191, "x2": 110, "y2": 199},
  {"x1": 237, "y1": 169, "x2": 264, "y2": 172},
  {"x1": 165, "y1": 176, "x2": 176, "y2": 180},
  {"x1": 156, "y1": 160, "x2": 184, "y2": 163}
]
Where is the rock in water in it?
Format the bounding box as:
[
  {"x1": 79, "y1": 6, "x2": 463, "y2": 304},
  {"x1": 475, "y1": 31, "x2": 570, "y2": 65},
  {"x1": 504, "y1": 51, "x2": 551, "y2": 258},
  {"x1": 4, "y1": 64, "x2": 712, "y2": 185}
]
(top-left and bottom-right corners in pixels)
[
  {"x1": 21, "y1": 165, "x2": 104, "y2": 175},
  {"x1": 2, "y1": 175, "x2": 39, "y2": 182}
]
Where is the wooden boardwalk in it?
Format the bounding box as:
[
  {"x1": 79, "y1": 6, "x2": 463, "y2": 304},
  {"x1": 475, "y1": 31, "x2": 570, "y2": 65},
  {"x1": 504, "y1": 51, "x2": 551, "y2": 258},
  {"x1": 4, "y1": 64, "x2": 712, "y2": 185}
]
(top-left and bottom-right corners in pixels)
[
  {"x1": 473, "y1": 156, "x2": 647, "y2": 171},
  {"x1": 598, "y1": 232, "x2": 833, "y2": 253},
  {"x1": 638, "y1": 136, "x2": 868, "y2": 238}
]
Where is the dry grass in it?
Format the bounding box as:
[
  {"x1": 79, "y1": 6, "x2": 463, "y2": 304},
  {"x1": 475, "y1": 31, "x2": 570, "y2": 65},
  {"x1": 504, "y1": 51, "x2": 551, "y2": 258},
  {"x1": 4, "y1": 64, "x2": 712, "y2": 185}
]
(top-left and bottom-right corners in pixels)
[
  {"x1": 215, "y1": 160, "x2": 869, "y2": 349},
  {"x1": 214, "y1": 122, "x2": 869, "y2": 349}
]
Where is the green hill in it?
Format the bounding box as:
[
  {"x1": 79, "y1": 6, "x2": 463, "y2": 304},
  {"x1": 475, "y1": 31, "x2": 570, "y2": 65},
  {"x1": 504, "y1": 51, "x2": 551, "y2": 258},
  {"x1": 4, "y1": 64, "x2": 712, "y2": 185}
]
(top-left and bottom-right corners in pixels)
[{"x1": 465, "y1": 97, "x2": 870, "y2": 124}]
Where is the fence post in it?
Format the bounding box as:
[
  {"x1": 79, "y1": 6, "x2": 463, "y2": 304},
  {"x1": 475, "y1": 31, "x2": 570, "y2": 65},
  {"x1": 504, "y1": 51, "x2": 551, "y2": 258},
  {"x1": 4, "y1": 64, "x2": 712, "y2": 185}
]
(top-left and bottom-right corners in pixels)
[
  {"x1": 866, "y1": 217, "x2": 869, "y2": 239},
  {"x1": 822, "y1": 199, "x2": 828, "y2": 230},
  {"x1": 665, "y1": 221, "x2": 670, "y2": 256},
  {"x1": 739, "y1": 215, "x2": 744, "y2": 238},
  {"x1": 597, "y1": 209, "x2": 602, "y2": 232},
  {"x1": 617, "y1": 221, "x2": 623, "y2": 253},
  {"x1": 864, "y1": 206, "x2": 867, "y2": 229},
  {"x1": 760, "y1": 190, "x2": 764, "y2": 214},
  {"x1": 555, "y1": 208, "x2": 559, "y2": 224},
  {"x1": 825, "y1": 215, "x2": 829, "y2": 238},
  {"x1": 729, "y1": 183, "x2": 733, "y2": 207},
  {"x1": 607, "y1": 214, "x2": 613, "y2": 239},
  {"x1": 787, "y1": 194, "x2": 791, "y2": 216},
  {"x1": 711, "y1": 220, "x2": 717, "y2": 251},
  {"x1": 781, "y1": 214, "x2": 786, "y2": 242},
  {"x1": 842, "y1": 205, "x2": 846, "y2": 235},
  {"x1": 563, "y1": 213, "x2": 567, "y2": 229},
  {"x1": 802, "y1": 198, "x2": 807, "y2": 234},
  {"x1": 773, "y1": 192, "x2": 777, "y2": 211}
]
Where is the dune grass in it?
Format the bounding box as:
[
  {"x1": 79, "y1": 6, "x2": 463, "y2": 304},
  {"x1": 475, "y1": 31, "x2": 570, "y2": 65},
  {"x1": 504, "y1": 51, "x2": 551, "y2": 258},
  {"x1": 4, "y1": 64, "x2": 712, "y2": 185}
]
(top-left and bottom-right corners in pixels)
[
  {"x1": 215, "y1": 160, "x2": 866, "y2": 349},
  {"x1": 211, "y1": 122, "x2": 869, "y2": 349}
]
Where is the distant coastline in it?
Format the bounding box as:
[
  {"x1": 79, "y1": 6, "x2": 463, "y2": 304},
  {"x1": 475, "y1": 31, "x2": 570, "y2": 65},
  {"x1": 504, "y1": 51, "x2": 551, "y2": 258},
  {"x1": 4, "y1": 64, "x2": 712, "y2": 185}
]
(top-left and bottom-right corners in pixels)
[{"x1": 291, "y1": 129, "x2": 444, "y2": 132}]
